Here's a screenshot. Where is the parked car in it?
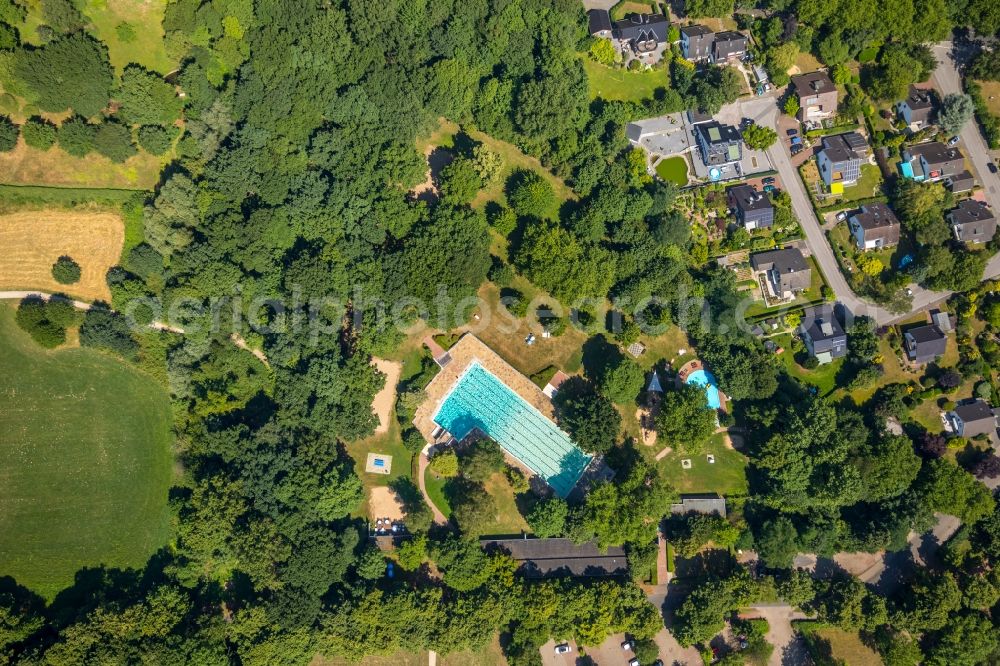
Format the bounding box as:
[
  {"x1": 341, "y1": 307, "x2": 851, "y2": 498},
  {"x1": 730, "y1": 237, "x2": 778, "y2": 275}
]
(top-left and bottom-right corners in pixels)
[
  {"x1": 786, "y1": 128, "x2": 798, "y2": 137},
  {"x1": 762, "y1": 176, "x2": 776, "y2": 185},
  {"x1": 906, "y1": 287, "x2": 913, "y2": 296},
  {"x1": 741, "y1": 117, "x2": 754, "y2": 129},
  {"x1": 791, "y1": 144, "x2": 804, "y2": 156},
  {"x1": 836, "y1": 211, "x2": 848, "y2": 221},
  {"x1": 989, "y1": 162, "x2": 998, "y2": 174},
  {"x1": 554, "y1": 643, "x2": 571, "y2": 655},
  {"x1": 763, "y1": 184, "x2": 776, "y2": 193},
  {"x1": 621, "y1": 639, "x2": 634, "y2": 651},
  {"x1": 628, "y1": 659, "x2": 640, "y2": 666},
  {"x1": 948, "y1": 136, "x2": 960, "y2": 146}
]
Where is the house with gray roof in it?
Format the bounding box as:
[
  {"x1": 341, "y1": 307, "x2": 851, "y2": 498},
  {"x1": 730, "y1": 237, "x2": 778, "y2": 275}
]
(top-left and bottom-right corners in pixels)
[
  {"x1": 670, "y1": 493, "x2": 727, "y2": 517},
  {"x1": 727, "y1": 183, "x2": 774, "y2": 230},
  {"x1": 712, "y1": 31, "x2": 747, "y2": 62},
  {"x1": 945, "y1": 170, "x2": 975, "y2": 193},
  {"x1": 680, "y1": 24, "x2": 714, "y2": 62},
  {"x1": 751, "y1": 247, "x2": 811, "y2": 299},
  {"x1": 900, "y1": 142, "x2": 965, "y2": 182},
  {"x1": 849, "y1": 203, "x2": 901, "y2": 251},
  {"x1": 949, "y1": 199, "x2": 996, "y2": 245},
  {"x1": 790, "y1": 71, "x2": 838, "y2": 123},
  {"x1": 613, "y1": 14, "x2": 670, "y2": 62},
  {"x1": 947, "y1": 400, "x2": 997, "y2": 438},
  {"x1": 587, "y1": 9, "x2": 612, "y2": 37},
  {"x1": 817, "y1": 133, "x2": 866, "y2": 189},
  {"x1": 695, "y1": 121, "x2": 742, "y2": 167},
  {"x1": 800, "y1": 305, "x2": 847, "y2": 364},
  {"x1": 896, "y1": 85, "x2": 935, "y2": 129},
  {"x1": 904, "y1": 323, "x2": 947, "y2": 364},
  {"x1": 481, "y1": 538, "x2": 627, "y2": 578}
]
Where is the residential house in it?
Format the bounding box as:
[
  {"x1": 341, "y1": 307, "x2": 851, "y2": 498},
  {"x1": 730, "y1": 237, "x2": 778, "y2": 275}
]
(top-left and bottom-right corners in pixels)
[
  {"x1": 790, "y1": 71, "x2": 838, "y2": 123},
  {"x1": 896, "y1": 85, "x2": 935, "y2": 129},
  {"x1": 751, "y1": 247, "x2": 811, "y2": 299},
  {"x1": 945, "y1": 170, "x2": 975, "y2": 193},
  {"x1": 695, "y1": 121, "x2": 742, "y2": 167},
  {"x1": 817, "y1": 133, "x2": 866, "y2": 191},
  {"x1": 670, "y1": 493, "x2": 727, "y2": 517},
  {"x1": 727, "y1": 183, "x2": 774, "y2": 230},
  {"x1": 799, "y1": 305, "x2": 847, "y2": 364},
  {"x1": 904, "y1": 323, "x2": 947, "y2": 364},
  {"x1": 613, "y1": 14, "x2": 670, "y2": 62},
  {"x1": 680, "y1": 24, "x2": 714, "y2": 62},
  {"x1": 587, "y1": 9, "x2": 612, "y2": 38},
  {"x1": 947, "y1": 400, "x2": 997, "y2": 438},
  {"x1": 949, "y1": 199, "x2": 997, "y2": 245},
  {"x1": 900, "y1": 142, "x2": 965, "y2": 182},
  {"x1": 712, "y1": 31, "x2": 748, "y2": 62},
  {"x1": 481, "y1": 538, "x2": 627, "y2": 578},
  {"x1": 848, "y1": 202, "x2": 901, "y2": 251}
]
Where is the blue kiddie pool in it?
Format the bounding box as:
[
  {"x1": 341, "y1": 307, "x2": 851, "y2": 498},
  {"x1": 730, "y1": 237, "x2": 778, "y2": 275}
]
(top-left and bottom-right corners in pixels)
[
  {"x1": 686, "y1": 368, "x2": 722, "y2": 410},
  {"x1": 898, "y1": 254, "x2": 913, "y2": 269}
]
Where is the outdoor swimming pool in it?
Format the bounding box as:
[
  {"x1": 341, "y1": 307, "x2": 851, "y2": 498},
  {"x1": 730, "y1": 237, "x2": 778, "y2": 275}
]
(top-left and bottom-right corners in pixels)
[
  {"x1": 686, "y1": 368, "x2": 721, "y2": 410},
  {"x1": 432, "y1": 362, "x2": 592, "y2": 498}
]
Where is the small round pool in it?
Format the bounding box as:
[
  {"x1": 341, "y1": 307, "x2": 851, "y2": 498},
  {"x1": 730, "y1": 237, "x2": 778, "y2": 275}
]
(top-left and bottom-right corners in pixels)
[{"x1": 685, "y1": 368, "x2": 721, "y2": 410}]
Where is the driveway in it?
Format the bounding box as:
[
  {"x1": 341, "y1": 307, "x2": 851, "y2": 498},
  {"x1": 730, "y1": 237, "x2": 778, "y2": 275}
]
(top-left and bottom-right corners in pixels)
[{"x1": 744, "y1": 605, "x2": 810, "y2": 666}]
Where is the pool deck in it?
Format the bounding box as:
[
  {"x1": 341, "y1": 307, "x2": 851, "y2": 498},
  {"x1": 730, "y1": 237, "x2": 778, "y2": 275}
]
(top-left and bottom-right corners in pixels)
[{"x1": 413, "y1": 333, "x2": 558, "y2": 443}]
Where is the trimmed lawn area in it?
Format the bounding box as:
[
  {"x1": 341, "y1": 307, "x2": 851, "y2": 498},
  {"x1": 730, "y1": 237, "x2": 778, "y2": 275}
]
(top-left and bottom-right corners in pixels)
[
  {"x1": 0, "y1": 137, "x2": 166, "y2": 190},
  {"x1": 0, "y1": 304, "x2": 173, "y2": 599},
  {"x1": 657, "y1": 433, "x2": 748, "y2": 496},
  {"x1": 582, "y1": 58, "x2": 669, "y2": 102},
  {"x1": 0, "y1": 208, "x2": 124, "y2": 302},
  {"x1": 773, "y1": 333, "x2": 844, "y2": 396},
  {"x1": 801, "y1": 160, "x2": 884, "y2": 210},
  {"x1": 611, "y1": 1, "x2": 655, "y2": 19},
  {"x1": 460, "y1": 281, "x2": 590, "y2": 378},
  {"x1": 423, "y1": 466, "x2": 452, "y2": 518},
  {"x1": 313, "y1": 636, "x2": 507, "y2": 666},
  {"x1": 799, "y1": 624, "x2": 883, "y2": 666},
  {"x1": 655, "y1": 156, "x2": 689, "y2": 186},
  {"x1": 977, "y1": 80, "x2": 1000, "y2": 116}
]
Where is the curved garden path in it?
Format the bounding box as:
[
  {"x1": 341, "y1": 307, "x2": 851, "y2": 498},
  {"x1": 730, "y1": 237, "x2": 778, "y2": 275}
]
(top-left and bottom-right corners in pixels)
[
  {"x1": 0, "y1": 290, "x2": 185, "y2": 333},
  {"x1": 417, "y1": 449, "x2": 448, "y2": 525}
]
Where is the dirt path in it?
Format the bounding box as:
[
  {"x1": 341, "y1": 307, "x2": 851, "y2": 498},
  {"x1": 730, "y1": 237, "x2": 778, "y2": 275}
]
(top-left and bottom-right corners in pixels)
[
  {"x1": 0, "y1": 290, "x2": 184, "y2": 333},
  {"x1": 230, "y1": 333, "x2": 269, "y2": 367},
  {"x1": 417, "y1": 450, "x2": 448, "y2": 525},
  {"x1": 746, "y1": 604, "x2": 810, "y2": 666},
  {"x1": 371, "y1": 358, "x2": 402, "y2": 434}
]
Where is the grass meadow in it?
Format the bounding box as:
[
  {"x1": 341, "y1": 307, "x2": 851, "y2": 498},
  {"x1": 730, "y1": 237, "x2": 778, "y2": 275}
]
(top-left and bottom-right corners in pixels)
[{"x1": 0, "y1": 303, "x2": 173, "y2": 599}]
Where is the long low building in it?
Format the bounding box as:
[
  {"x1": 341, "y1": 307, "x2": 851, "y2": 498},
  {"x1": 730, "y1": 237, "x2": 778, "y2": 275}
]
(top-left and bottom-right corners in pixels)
[{"x1": 481, "y1": 537, "x2": 628, "y2": 578}]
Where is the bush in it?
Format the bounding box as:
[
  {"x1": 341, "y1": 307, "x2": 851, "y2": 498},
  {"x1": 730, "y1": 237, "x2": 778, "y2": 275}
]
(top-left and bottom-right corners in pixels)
[
  {"x1": 137, "y1": 124, "x2": 173, "y2": 155},
  {"x1": 501, "y1": 288, "x2": 528, "y2": 317},
  {"x1": 402, "y1": 428, "x2": 426, "y2": 454},
  {"x1": 93, "y1": 121, "x2": 137, "y2": 162},
  {"x1": 507, "y1": 170, "x2": 555, "y2": 219},
  {"x1": 489, "y1": 206, "x2": 518, "y2": 237},
  {"x1": 429, "y1": 450, "x2": 459, "y2": 477},
  {"x1": 15, "y1": 296, "x2": 67, "y2": 348},
  {"x1": 0, "y1": 115, "x2": 18, "y2": 151},
  {"x1": 115, "y1": 22, "x2": 136, "y2": 43},
  {"x1": 51, "y1": 255, "x2": 81, "y2": 284},
  {"x1": 802, "y1": 355, "x2": 820, "y2": 370},
  {"x1": 487, "y1": 259, "x2": 514, "y2": 287},
  {"x1": 21, "y1": 116, "x2": 57, "y2": 149},
  {"x1": 58, "y1": 116, "x2": 96, "y2": 156},
  {"x1": 504, "y1": 466, "x2": 529, "y2": 493},
  {"x1": 79, "y1": 304, "x2": 138, "y2": 359}
]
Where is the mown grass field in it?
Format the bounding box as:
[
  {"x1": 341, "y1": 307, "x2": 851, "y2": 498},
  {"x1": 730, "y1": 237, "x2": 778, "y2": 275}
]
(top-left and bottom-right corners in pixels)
[
  {"x1": 582, "y1": 57, "x2": 668, "y2": 102},
  {"x1": 0, "y1": 303, "x2": 173, "y2": 599},
  {"x1": 657, "y1": 432, "x2": 748, "y2": 496},
  {"x1": 0, "y1": 208, "x2": 124, "y2": 301},
  {"x1": 0, "y1": 137, "x2": 165, "y2": 189}
]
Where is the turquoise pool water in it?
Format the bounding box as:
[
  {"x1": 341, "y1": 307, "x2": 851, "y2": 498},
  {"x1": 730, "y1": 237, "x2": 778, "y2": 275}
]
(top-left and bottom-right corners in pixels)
[
  {"x1": 433, "y1": 362, "x2": 592, "y2": 498},
  {"x1": 686, "y1": 368, "x2": 721, "y2": 410}
]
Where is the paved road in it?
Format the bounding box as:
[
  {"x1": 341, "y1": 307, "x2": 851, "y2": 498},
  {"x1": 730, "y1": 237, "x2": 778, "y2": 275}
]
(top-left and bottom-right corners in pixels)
[
  {"x1": 733, "y1": 41, "x2": 1000, "y2": 326},
  {"x1": 932, "y1": 42, "x2": 1000, "y2": 284}
]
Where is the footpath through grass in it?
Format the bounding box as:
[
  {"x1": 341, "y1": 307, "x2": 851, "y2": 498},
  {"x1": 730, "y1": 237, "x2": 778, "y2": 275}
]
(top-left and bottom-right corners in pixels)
[{"x1": 0, "y1": 304, "x2": 173, "y2": 599}]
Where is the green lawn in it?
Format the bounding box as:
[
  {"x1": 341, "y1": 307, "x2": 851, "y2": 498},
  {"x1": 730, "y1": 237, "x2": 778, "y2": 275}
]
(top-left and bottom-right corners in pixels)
[
  {"x1": 423, "y1": 466, "x2": 452, "y2": 518},
  {"x1": 657, "y1": 433, "x2": 748, "y2": 496},
  {"x1": 0, "y1": 304, "x2": 173, "y2": 599},
  {"x1": 610, "y1": 1, "x2": 654, "y2": 19},
  {"x1": 582, "y1": 57, "x2": 669, "y2": 102},
  {"x1": 655, "y1": 156, "x2": 689, "y2": 186},
  {"x1": 12, "y1": 0, "x2": 175, "y2": 74},
  {"x1": 773, "y1": 333, "x2": 844, "y2": 396},
  {"x1": 797, "y1": 623, "x2": 884, "y2": 666}
]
